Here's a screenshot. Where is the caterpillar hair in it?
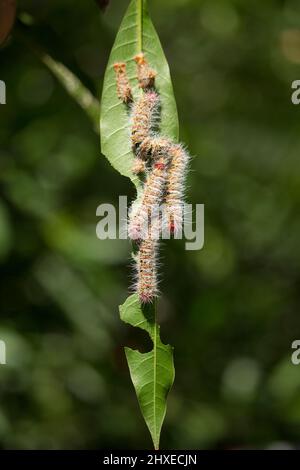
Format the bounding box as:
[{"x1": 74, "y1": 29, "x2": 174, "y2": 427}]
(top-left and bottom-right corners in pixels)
[
  {"x1": 132, "y1": 158, "x2": 147, "y2": 175},
  {"x1": 165, "y1": 144, "x2": 190, "y2": 234},
  {"x1": 134, "y1": 53, "x2": 157, "y2": 90},
  {"x1": 113, "y1": 62, "x2": 132, "y2": 104}
]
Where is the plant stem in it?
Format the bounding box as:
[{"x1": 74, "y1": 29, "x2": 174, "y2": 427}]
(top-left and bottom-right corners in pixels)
[
  {"x1": 153, "y1": 297, "x2": 159, "y2": 449},
  {"x1": 42, "y1": 54, "x2": 99, "y2": 131},
  {"x1": 16, "y1": 20, "x2": 100, "y2": 133}
]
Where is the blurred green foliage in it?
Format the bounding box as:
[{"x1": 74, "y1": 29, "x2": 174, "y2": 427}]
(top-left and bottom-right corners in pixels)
[{"x1": 1, "y1": 0, "x2": 300, "y2": 450}]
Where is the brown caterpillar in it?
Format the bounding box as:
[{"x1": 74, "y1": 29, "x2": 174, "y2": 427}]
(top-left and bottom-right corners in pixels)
[
  {"x1": 165, "y1": 144, "x2": 189, "y2": 234},
  {"x1": 113, "y1": 53, "x2": 189, "y2": 303},
  {"x1": 135, "y1": 231, "x2": 160, "y2": 303},
  {"x1": 134, "y1": 212, "x2": 161, "y2": 303},
  {"x1": 130, "y1": 91, "x2": 159, "y2": 175},
  {"x1": 113, "y1": 56, "x2": 159, "y2": 175},
  {"x1": 131, "y1": 91, "x2": 159, "y2": 153},
  {"x1": 113, "y1": 62, "x2": 132, "y2": 104},
  {"x1": 134, "y1": 53, "x2": 157, "y2": 89},
  {"x1": 128, "y1": 153, "x2": 169, "y2": 241}
]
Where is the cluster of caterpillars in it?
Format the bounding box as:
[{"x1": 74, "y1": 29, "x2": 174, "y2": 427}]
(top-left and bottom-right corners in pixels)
[{"x1": 114, "y1": 53, "x2": 189, "y2": 303}]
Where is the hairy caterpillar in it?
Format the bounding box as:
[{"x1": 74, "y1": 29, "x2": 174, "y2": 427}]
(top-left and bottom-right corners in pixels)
[
  {"x1": 113, "y1": 62, "x2": 132, "y2": 104},
  {"x1": 114, "y1": 60, "x2": 159, "y2": 175},
  {"x1": 128, "y1": 153, "x2": 168, "y2": 240},
  {"x1": 136, "y1": 239, "x2": 159, "y2": 303},
  {"x1": 131, "y1": 91, "x2": 160, "y2": 175},
  {"x1": 114, "y1": 53, "x2": 189, "y2": 302},
  {"x1": 131, "y1": 91, "x2": 160, "y2": 154},
  {"x1": 165, "y1": 144, "x2": 190, "y2": 234},
  {"x1": 135, "y1": 233, "x2": 159, "y2": 303},
  {"x1": 134, "y1": 214, "x2": 161, "y2": 303},
  {"x1": 134, "y1": 53, "x2": 157, "y2": 90}
]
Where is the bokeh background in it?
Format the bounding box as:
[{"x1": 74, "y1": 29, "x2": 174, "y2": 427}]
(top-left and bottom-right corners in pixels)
[{"x1": 1, "y1": 0, "x2": 300, "y2": 450}]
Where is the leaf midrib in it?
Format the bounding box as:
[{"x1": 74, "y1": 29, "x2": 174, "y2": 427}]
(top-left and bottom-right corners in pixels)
[{"x1": 137, "y1": 0, "x2": 143, "y2": 52}]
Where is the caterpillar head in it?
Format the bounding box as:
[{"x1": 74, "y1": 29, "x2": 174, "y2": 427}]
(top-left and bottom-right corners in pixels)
[
  {"x1": 134, "y1": 53, "x2": 157, "y2": 89},
  {"x1": 113, "y1": 62, "x2": 126, "y2": 73}
]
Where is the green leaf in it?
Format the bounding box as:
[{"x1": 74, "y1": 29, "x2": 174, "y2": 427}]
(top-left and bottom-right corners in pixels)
[
  {"x1": 102, "y1": 0, "x2": 177, "y2": 449},
  {"x1": 100, "y1": 0, "x2": 179, "y2": 188},
  {"x1": 119, "y1": 294, "x2": 175, "y2": 450}
]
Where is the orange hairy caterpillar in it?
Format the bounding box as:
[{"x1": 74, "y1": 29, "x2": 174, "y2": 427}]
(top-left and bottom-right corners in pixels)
[
  {"x1": 165, "y1": 144, "x2": 190, "y2": 234},
  {"x1": 113, "y1": 62, "x2": 132, "y2": 104},
  {"x1": 134, "y1": 53, "x2": 157, "y2": 89}
]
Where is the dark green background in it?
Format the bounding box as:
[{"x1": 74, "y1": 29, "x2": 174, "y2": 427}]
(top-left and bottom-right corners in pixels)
[{"x1": 1, "y1": 0, "x2": 300, "y2": 449}]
